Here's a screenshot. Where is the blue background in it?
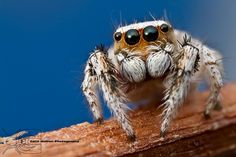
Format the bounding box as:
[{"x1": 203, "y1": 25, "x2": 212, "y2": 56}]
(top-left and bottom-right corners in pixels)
[{"x1": 0, "y1": 0, "x2": 235, "y2": 136}]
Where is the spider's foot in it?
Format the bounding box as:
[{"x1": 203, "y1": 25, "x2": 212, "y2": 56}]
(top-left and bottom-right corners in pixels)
[
  {"x1": 127, "y1": 134, "x2": 136, "y2": 142},
  {"x1": 160, "y1": 130, "x2": 167, "y2": 137},
  {"x1": 204, "y1": 102, "x2": 213, "y2": 119},
  {"x1": 203, "y1": 110, "x2": 211, "y2": 119},
  {"x1": 213, "y1": 101, "x2": 222, "y2": 111},
  {"x1": 204, "y1": 101, "x2": 222, "y2": 119},
  {"x1": 94, "y1": 117, "x2": 104, "y2": 125}
]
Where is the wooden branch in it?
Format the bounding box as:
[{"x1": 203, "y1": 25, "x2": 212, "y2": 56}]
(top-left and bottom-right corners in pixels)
[{"x1": 2, "y1": 83, "x2": 236, "y2": 157}]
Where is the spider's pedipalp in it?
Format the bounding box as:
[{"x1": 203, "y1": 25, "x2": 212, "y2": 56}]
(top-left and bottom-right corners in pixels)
[
  {"x1": 120, "y1": 54, "x2": 146, "y2": 83},
  {"x1": 82, "y1": 48, "x2": 135, "y2": 139},
  {"x1": 147, "y1": 43, "x2": 174, "y2": 78}
]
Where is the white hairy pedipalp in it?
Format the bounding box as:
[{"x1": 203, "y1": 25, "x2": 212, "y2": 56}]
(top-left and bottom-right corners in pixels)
[
  {"x1": 120, "y1": 55, "x2": 146, "y2": 83},
  {"x1": 146, "y1": 47, "x2": 172, "y2": 78}
]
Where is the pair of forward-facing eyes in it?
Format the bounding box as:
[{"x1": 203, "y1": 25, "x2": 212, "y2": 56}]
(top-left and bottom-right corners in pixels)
[{"x1": 114, "y1": 23, "x2": 169, "y2": 46}]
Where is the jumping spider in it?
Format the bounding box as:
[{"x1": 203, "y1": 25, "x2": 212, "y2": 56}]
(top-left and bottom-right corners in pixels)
[{"x1": 82, "y1": 20, "x2": 223, "y2": 140}]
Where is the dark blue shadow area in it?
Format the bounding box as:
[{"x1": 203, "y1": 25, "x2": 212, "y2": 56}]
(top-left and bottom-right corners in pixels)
[{"x1": 0, "y1": 0, "x2": 235, "y2": 136}]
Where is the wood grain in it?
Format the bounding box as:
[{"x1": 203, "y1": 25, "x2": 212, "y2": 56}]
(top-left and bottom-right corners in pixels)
[{"x1": 2, "y1": 83, "x2": 236, "y2": 157}]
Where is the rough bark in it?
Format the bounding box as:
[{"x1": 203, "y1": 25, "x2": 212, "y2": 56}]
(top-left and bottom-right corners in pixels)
[{"x1": 2, "y1": 83, "x2": 236, "y2": 157}]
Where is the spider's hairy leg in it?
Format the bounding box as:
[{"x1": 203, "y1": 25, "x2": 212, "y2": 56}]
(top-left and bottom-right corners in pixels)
[
  {"x1": 82, "y1": 46, "x2": 135, "y2": 140},
  {"x1": 201, "y1": 45, "x2": 223, "y2": 117},
  {"x1": 82, "y1": 55, "x2": 103, "y2": 124},
  {"x1": 160, "y1": 36, "x2": 199, "y2": 136},
  {"x1": 146, "y1": 43, "x2": 174, "y2": 78}
]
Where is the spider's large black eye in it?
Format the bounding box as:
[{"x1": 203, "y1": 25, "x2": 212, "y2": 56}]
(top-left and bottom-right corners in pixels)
[
  {"x1": 125, "y1": 29, "x2": 140, "y2": 45},
  {"x1": 143, "y1": 26, "x2": 158, "y2": 42},
  {"x1": 114, "y1": 32, "x2": 122, "y2": 41},
  {"x1": 160, "y1": 24, "x2": 169, "y2": 33}
]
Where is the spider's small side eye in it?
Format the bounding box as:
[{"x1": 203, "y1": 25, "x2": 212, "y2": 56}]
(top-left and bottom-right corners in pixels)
[
  {"x1": 114, "y1": 32, "x2": 122, "y2": 41},
  {"x1": 143, "y1": 26, "x2": 158, "y2": 42},
  {"x1": 160, "y1": 24, "x2": 169, "y2": 33},
  {"x1": 125, "y1": 29, "x2": 140, "y2": 45}
]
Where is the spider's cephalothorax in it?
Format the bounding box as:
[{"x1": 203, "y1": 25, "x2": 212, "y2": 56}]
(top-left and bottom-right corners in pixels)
[
  {"x1": 113, "y1": 21, "x2": 176, "y2": 83},
  {"x1": 82, "y1": 20, "x2": 223, "y2": 140}
]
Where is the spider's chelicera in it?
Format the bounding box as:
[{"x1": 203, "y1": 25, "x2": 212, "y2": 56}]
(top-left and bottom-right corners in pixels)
[{"x1": 82, "y1": 20, "x2": 223, "y2": 141}]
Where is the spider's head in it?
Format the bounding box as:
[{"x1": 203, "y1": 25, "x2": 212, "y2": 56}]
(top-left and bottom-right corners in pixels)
[{"x1": 113, "y1": 20, "x2": 174, "y2": 57}]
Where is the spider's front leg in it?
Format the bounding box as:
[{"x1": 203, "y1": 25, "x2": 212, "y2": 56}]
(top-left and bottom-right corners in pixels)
[
  {"x1": 82, "y1": 46, "x2": 135, "y2": 140},
  {"x1": 160, "y1": 36, "x2": 200, "y2": 136},
  {"x1": 82, "y1": 51, "x2": 103, "y2": 124}
]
